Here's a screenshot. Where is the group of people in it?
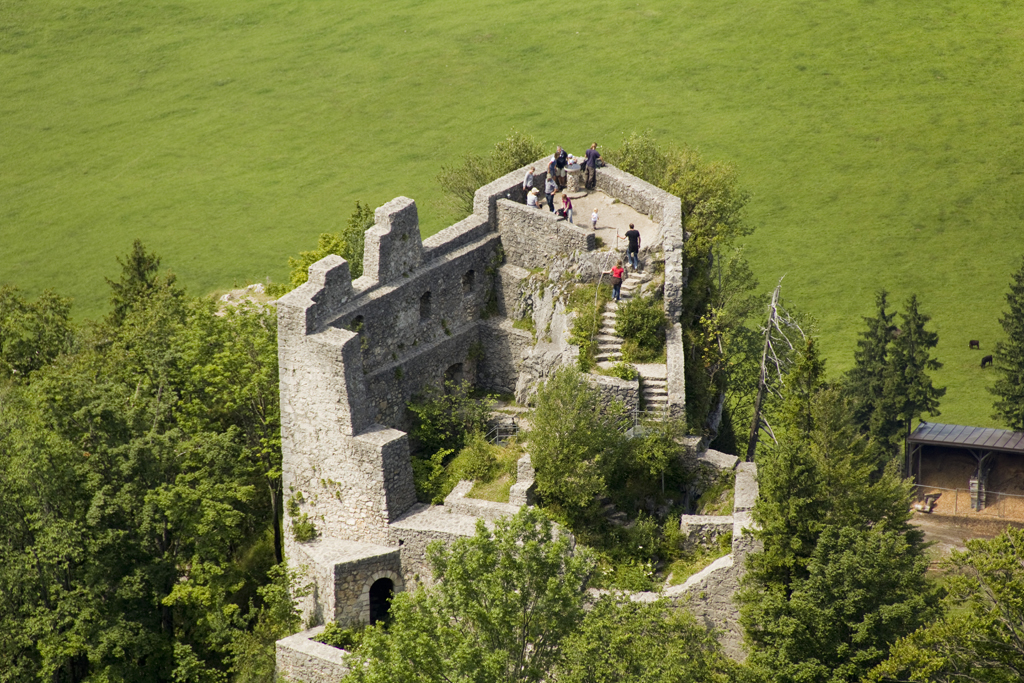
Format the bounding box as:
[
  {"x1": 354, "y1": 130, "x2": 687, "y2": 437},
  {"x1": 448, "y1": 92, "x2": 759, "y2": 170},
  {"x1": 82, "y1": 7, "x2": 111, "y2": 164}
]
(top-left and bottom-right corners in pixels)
[{"x1": 523, "y1": 143, "x2": 604, "y2": 224}]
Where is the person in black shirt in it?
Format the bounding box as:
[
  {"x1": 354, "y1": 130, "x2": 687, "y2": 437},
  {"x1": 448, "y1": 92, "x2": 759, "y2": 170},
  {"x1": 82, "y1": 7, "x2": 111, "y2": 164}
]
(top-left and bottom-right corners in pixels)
[{"x1": 621, "y1": 223, "x2": 641, "y2": 270}]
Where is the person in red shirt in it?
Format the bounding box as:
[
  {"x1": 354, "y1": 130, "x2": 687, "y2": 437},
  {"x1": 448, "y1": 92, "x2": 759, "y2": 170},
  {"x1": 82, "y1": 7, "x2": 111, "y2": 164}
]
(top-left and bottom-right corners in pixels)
[{"x1": 605, "y1": 261, "x2": 625, "y2": 302}]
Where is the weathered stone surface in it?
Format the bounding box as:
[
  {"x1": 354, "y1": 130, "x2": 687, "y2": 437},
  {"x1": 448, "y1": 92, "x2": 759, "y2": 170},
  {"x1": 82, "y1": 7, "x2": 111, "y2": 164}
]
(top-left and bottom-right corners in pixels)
[
  {"x1": 363, "y1": 197, "x2": 423, "y2": 283},
  {"x1": 678, "y1": 515, "x2": 735, "y2": 550},
  {"x1": 276, "y1": 627, "x2": 351, "y2": 683},
  {"x1": 665, "y1": 322, "x2": 686, "y2": 420},
  {"x1": 586, "y1": 373, "x2": 640, "y2": 416},
  {"x1": 734, "y1": 462, "x2": 759, "y2": 513},
  {"x1": 509, "y1": 453, "x2": 537, "y2": 506},
  {"x1": 291, "y1": 539, "x2": 403, "y2": 627},
  {"x1": 497, "y1": 199, "x2": 596, "y2": 270},
  {"x1": 699, "y1": 449, "x2": 740, "y2": 471},
  {"x1": 388, "y1": 504, "x2": 482, "y2": 586}
]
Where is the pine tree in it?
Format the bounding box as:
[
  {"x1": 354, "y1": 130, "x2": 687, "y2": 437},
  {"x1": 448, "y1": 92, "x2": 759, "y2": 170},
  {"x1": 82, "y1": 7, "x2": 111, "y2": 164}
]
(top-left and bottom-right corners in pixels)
[
  {"x1": 846, "y1": 290, "x2": 895, "y2": 432},
  {"x1": 105, "y1": 239, "x2": 179, "y2": 325},
  {"x1": 991, "y1": 256, "x2": 1024, "y2": 431},
  {"x1": 885, "y1": 294, "x2": 944, "y2": 443}
]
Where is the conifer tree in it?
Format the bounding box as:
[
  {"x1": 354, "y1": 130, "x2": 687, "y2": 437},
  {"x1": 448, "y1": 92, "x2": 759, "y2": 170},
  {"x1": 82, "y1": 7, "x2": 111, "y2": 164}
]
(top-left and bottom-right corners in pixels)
[
  {"x1": 991, "y1": 256, "x2": 1024, "y2": 431},
  {"x1": 846, "y1": 290, "x2": 895, "y2": 432},
  {"x1": 885, "y1": 294, "x2": 944, "y2": 443}
]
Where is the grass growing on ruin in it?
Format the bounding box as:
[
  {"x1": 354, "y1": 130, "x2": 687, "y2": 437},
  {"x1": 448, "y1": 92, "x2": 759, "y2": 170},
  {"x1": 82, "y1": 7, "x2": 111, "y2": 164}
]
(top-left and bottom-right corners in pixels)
[{"x1": 3, "y1": 0, "x2": 1023, "y2": 424}]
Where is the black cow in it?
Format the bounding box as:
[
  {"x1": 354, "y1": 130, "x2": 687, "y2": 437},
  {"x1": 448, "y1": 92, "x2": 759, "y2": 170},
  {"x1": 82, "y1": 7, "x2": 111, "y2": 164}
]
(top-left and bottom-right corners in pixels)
[
  {"x1": 969, "y1": 340, "x2": 980, "y2": 350},
  {"x1": 981, "y1": 355, "x2": 993, "y2": 368}
]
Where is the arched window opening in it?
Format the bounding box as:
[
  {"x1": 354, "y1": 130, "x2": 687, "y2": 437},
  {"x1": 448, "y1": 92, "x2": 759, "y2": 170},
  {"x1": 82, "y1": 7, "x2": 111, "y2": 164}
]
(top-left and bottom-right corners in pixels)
[
  {"x1": 369, "y1": 578, "x2": 394, "y2": 625},
  {"x1": 462, "y1": 270, "x2": 475, "y2": 294},
  {"x1": 420, "y1": 292, "x2": 432, "y2": 320},
  {"x1": 444, "y1": 363, "x2": 465, "y2": 388}
]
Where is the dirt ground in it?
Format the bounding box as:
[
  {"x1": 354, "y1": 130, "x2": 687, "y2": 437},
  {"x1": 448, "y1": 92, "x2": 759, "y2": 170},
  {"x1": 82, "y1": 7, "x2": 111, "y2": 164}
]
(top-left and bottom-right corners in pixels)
[
  {"x1": 558, "y1": 189, "x2": 660, "y2": 259},
  {"x1": 911, "y1": 511, "x2": 1023, "y2": 568}
]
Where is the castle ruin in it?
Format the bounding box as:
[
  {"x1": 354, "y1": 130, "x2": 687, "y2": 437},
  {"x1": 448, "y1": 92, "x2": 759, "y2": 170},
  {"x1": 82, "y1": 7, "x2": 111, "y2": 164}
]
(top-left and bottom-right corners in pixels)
[{"x1": 274, "y1": 159, "x2": 757, "y2": 681}]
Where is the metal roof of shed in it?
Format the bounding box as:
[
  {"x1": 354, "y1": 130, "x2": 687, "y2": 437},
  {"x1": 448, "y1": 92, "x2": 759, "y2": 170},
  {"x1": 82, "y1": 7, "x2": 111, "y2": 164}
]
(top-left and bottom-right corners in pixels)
[{"x1": 908, "y1": 422, "x2": 1024, "y2": 454}]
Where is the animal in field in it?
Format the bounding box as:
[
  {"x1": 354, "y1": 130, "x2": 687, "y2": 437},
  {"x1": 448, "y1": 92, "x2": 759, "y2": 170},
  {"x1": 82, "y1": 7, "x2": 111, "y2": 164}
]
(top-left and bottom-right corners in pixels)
[
  {"x1": 969, "y1": 339, "x2": 980, "y2": 350},
  {"x1": 981, "y1": 355, "x2": 993, "y2": 368}
]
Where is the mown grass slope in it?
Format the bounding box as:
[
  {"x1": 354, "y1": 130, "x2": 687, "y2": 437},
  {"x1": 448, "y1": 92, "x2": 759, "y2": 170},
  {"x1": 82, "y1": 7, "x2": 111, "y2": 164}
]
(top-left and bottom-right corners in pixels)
[{"x1": 2, "y1": 0, "x2": 1021, "y2": 425}]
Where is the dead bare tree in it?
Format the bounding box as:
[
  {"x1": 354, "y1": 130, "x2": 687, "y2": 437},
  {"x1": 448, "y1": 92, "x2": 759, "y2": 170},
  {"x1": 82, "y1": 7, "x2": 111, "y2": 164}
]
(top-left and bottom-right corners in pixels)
[{"x1": 746, "y1": 277, "x2": 803, "y2": 461}]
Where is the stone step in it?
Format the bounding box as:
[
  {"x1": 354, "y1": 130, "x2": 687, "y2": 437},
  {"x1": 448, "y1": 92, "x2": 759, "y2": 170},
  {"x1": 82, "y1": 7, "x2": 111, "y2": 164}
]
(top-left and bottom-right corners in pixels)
[
  {"x1": 594, "y1": 334, "x2": 622, "y2": 343},
  {"x1": 642, "y1": 380, "x2": 668, "y2": 390},
  {"x1": 595, "y1": 353, "x2": 623, "y2": 361}
]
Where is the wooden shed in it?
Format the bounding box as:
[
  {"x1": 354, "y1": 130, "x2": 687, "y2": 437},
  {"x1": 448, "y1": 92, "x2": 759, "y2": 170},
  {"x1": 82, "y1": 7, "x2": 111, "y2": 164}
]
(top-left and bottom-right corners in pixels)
[{"x1": 907, "y1": 422, "x2": 1024, "y2": 512}]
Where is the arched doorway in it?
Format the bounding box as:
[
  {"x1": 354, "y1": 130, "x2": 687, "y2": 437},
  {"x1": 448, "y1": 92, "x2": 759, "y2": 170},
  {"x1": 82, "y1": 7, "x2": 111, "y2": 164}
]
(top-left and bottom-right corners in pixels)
[{"x1": 368, "y1": 578, "x2": 394, "y2": 625}]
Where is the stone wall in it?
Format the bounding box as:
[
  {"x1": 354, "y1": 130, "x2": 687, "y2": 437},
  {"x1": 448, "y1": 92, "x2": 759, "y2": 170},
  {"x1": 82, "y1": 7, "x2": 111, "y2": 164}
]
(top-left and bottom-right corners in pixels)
[
  {"x1": 290, "y1": 539, "x2": 403, "y2": 627},
  {"x1": 497, "y1": 199, "x2": 596, "y2": 270},
  {"x1": 666, "y1": 461, "x2": 761, "y2": 661},
  {"x1": 444, "y1": 480, "x2": 522, "y2": 521},
  {"x1": 587, "y1": 373, "x2": 641, "y2": 417},
  {"x1": 276, "y1": 627, "x2": 351, "y2": 683}
]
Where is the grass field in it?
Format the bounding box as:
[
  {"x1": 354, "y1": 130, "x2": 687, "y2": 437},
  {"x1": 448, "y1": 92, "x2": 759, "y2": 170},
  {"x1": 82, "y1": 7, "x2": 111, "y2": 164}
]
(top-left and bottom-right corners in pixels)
[{"x1": 2, "y1": 0, "x2": 1022, "y2": 426}]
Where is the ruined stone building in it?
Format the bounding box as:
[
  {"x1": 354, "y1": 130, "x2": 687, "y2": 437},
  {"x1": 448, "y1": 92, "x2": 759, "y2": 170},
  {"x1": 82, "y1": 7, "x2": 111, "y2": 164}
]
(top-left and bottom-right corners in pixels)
[{"x1": 274, "y1": 160, "x2": 756, "y2": 681}]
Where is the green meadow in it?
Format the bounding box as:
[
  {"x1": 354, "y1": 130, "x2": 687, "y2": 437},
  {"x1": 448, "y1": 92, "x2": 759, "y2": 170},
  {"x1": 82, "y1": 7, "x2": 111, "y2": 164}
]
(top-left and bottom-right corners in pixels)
[{"x1": 2, "y1": 0, "x2": 1023, "y2": 426}]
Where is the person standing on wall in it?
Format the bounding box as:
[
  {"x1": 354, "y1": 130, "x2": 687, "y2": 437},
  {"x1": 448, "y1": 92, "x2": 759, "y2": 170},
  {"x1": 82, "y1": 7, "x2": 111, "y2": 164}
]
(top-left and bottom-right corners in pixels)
[
  {"x1": 544, "y1": 174, "x2": 558, "y2": 212},
  {"x1": 584, "y1": 142, "x2": 601, "y2": 190},
  {"x1": 621, "y1": 223, "x2": 641, "y2": 270}
]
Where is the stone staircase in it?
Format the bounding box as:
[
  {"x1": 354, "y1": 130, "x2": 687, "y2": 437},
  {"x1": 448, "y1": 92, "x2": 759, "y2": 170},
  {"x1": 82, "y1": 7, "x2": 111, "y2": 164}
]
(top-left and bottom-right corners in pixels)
[
  {"x1": 594, "y1": 276, "x2": 641, "y2": 364},
  {"x1": 592, "y1": 273, "x2": 670, "y2": 420},
  {"x1": 636, "y1": 364, "x2": 669, "y2": 417}
]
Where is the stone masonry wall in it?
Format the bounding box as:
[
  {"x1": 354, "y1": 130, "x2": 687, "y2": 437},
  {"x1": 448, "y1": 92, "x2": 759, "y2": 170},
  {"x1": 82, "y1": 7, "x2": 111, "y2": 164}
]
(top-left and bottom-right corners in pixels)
[
  {"x1": 276, "y1": 627, "x2": 351, "y2": 683},
  {"x1": 496, "y1": 199, "x2": 596, "y2": 270},
  {"x1": 587, "y1": 373, "x2": 641, "y2": 417}
]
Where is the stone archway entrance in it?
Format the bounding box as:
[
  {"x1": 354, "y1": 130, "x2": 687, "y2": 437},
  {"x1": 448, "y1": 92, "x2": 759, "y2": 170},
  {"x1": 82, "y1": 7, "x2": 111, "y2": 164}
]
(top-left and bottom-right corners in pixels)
[{"x1": 368, "y1": 578, "x2": 394, "y2": 625}]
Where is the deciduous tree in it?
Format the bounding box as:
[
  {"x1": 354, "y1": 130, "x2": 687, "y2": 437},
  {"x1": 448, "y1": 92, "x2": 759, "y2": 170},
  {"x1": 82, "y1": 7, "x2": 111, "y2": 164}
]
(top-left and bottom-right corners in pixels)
[
  {"x1": 343, "y1": 508, "x2": 595, "y2": 683},
  {"x1": 868, "y1": 526, "x2": 1024, "y2": 683}
]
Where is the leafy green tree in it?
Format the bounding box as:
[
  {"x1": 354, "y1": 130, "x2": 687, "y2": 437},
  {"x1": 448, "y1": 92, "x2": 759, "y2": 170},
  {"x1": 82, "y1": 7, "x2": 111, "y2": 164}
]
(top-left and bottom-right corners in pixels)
[
  {"x1": 0, "y1": 243, "x2": 284, "y2": 682},
  {"x1": 991, "y1": 255, "x2": 1024, "y2": 430},
  {"x1": 408, "y1": 380, "x2": 491, "y2": 455},
  {"x1": 554, "y1": 596, "x2": 735, "y2": 683},
  {"x1": 343, "y1": 508, "x2": 596, "y2": 683},
  {"x1": 0, "y1": 285, "x2": 74, "y2": 382},
  {"x1": 178, "y1": 298, "x2": 284, "y2": 563},
  {"x1": 269, "y1": 201, "x2": 376, "y2": 296},
  {"x1": 745, "y1": 524, "x2": 933, "y2": 683},
  {"x1": 437, "y1": 129, "x2": 545, "y2": 218},
  {"x1": 868, "y1": 526, "x2": 1024, "y2": 683},
  {"x1": 529, "y1": 366, "x2": 627, "y2": 522}
]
